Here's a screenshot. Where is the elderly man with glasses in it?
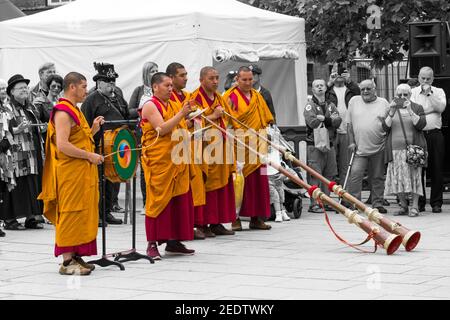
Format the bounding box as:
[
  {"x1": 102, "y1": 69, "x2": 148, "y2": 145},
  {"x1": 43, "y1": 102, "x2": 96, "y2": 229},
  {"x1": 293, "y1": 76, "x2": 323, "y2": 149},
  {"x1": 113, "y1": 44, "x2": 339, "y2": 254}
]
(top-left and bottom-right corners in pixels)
[{"x1": 345, "y1": 79, "x2": 390, "y2": 213}]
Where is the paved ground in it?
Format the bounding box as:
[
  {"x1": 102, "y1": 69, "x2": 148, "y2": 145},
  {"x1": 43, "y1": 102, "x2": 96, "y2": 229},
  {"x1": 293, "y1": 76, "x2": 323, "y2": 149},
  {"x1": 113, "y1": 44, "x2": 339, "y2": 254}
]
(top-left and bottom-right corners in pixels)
[{"x1": 0, "y1": 187, "x2": 450, "y2": 301}]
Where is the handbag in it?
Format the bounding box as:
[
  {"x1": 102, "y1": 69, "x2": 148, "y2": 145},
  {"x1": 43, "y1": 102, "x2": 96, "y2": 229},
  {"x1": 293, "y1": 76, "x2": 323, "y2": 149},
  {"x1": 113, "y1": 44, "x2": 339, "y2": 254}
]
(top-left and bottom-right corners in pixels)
[
  {"x1": 397, "y1": 108, "x2": 427, "y2": 167},
  {"x1": 313, "y1": 123, "x2": 330, "y2": 152}
]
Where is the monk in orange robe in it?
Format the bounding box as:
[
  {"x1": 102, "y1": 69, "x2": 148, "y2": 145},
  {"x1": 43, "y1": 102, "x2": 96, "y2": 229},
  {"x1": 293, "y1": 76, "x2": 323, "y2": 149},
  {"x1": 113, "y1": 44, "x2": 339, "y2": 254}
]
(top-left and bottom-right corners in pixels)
[
  {"x1": 140, "y1": 72, "x2": 195, "y2": 260},
  {"x1": 190, "y1": 67, "x2": 236, "y2": 237},
  {"x1": 38, "y1": 72, "x2": 104, "y2": 276},
  {"x1": 167, "y1": 62, "x2": 208, "y2": 240},
  {"x1": 223, "y1": 66, "x2": 274, "y2": 231}
]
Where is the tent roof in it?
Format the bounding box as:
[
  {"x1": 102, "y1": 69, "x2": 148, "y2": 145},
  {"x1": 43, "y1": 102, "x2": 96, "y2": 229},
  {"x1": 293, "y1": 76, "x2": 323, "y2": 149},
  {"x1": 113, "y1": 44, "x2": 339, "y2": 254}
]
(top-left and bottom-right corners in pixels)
[
  {"x1": 0, "y1": 0, "x2": 25, "y2": 22},
  {"x1": 0, "y1": 0, "x2": 304, "y2": 48}
]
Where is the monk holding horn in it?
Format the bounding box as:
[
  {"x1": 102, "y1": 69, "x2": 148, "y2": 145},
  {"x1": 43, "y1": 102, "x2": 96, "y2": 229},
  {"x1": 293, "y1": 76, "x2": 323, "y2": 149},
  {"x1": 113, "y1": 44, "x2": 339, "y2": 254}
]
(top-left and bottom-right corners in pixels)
[
  {"x1": 223, "y1": 66, "x2": 274, "y2": 231},
  {"x1": 140, "y1": 72, "x2": 195, "y2": 260}
]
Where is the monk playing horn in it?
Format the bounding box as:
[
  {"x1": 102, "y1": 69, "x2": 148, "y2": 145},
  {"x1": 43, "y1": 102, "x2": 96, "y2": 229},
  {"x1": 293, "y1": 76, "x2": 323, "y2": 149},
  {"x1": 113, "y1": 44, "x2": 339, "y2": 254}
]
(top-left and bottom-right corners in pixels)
[
  {"x1": 140, "y1": 72, "x2": 195, "y2": 260},
  {"x1": 190, "y1": 67, "x2": 236, "y2": 237}
]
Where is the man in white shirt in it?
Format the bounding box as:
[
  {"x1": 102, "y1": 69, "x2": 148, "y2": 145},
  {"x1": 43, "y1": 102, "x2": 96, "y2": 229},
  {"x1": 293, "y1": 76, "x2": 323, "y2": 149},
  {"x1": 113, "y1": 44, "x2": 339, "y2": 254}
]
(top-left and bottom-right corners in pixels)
[
  {"x1": 346, "y1": 80, "x2": 390, "y2": 213},
  {"x1": 410, "y1": 67, "x2": 447, "y2": 213}
]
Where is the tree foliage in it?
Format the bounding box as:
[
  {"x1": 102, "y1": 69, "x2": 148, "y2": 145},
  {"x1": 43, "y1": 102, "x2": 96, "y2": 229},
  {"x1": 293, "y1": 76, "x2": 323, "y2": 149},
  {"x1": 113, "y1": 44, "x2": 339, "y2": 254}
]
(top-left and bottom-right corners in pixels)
[{"x1": 239, "y1": 0, "x2": 450, "y2": 68}]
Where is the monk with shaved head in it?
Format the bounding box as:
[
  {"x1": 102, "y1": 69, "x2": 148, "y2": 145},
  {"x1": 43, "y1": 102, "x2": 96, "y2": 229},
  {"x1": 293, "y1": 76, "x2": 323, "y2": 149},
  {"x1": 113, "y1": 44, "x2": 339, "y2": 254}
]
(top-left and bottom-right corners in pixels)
[
  {"x1": 189, "y1": 67, "x2": 236, "y2": 238},
  {"x1": 140, "y1": 72, "x2": 195, "y2": 260},
  {"x1": 39, "y1": 72, "x2": 104, "y2": 275},
  {"x1": 223, "y1": 66, "x2": 274, "y2": 230}
]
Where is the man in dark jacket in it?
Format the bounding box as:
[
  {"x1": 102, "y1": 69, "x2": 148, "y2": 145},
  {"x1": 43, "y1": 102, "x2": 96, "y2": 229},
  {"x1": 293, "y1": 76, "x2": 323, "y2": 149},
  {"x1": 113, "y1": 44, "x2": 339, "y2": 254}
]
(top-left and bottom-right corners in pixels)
[
  {"x1": 325, "y1": 68, "x2": 360, "y2": 187},
  {"x1": 249, "y1": 64, "x2": 277, "y2": 123},
  {"x1": 304, "y1": 79, "x2": 342, "y2": 213},
  {"x1": 81, "y1": 62, "x2": 129, "y2": 226}
]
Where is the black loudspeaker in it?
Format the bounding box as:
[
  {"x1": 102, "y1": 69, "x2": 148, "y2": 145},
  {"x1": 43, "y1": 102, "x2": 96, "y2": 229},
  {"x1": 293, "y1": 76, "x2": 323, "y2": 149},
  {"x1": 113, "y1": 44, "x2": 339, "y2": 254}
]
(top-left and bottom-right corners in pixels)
[{"x1": 409, "y1": 21, "x2": 450, "y2": 78}]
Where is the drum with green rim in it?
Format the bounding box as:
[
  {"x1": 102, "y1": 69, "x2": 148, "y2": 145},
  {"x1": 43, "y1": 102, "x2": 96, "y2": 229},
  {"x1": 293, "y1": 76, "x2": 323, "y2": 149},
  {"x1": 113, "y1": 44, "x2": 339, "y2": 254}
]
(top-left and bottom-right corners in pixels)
[{"x1": 103, "y1": 127, "x2": 138, "y2": 183}]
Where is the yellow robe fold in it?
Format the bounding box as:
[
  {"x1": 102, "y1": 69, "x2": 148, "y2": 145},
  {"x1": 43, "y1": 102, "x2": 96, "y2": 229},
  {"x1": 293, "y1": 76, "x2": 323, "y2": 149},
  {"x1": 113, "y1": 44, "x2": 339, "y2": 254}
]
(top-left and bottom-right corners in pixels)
[
  {"x1": 223, "y1": 87, "x2": 274, "y2": 177},
  {"x1": 169, "y1": 90, "x2": 190, "y2": 112},
  {"x1": 190, "y1": 87, "x2": 235, "y2": 192},
  {"x1": 171, "y1": 91, "x2": 206, "y2": 207},
  {"x1": 141, "y1": 98, "x2": 191, "y2": 217},
  {"x1": 38, "y1": 100, "x2": 99, "y2": 247}
]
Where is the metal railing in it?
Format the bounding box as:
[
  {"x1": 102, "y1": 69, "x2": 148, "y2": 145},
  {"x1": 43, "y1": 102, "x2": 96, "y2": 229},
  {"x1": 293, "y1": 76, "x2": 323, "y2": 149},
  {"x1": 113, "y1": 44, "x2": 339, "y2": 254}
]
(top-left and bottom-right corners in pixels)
[{"x1": 352, "y1": 58, "x2": 409, "y2": 101}]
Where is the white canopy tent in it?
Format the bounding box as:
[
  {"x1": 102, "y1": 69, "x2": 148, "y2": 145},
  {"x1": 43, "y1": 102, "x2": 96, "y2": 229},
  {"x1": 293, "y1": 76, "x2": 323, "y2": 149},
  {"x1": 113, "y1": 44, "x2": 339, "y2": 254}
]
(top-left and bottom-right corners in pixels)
[{"x1": 0, "y1": 0, "x2": 306, "y2": 125}]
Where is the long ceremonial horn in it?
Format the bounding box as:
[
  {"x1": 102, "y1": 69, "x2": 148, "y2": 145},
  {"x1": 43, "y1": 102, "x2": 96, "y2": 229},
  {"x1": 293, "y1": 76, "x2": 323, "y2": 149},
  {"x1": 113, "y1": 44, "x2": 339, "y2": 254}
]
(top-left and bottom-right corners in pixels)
[
  {"x1": 221, "y1": 110, "x2": 421, "y2": 252},
  {"x1": 200, "y1": 115, "x2": 403, "y2": 255},
  {"x1": 282, "y1": 151, "x2": 421, "y2": 252}
]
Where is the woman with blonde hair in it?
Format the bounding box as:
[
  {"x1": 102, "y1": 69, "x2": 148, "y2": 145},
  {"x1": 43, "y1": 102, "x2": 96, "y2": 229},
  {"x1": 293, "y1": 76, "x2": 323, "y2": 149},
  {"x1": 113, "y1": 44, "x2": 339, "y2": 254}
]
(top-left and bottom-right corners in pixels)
[
  {"x1": 129, "y1": 61, "x2": 159, "y2": 115},
  {"x1": 128, "y1": 61, "x2": 159, "y2": 207}
]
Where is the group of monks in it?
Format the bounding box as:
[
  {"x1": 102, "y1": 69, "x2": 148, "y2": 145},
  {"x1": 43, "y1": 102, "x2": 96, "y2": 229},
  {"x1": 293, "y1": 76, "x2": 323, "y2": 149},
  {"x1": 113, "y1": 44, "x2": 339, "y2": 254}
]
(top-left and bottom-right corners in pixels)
[{"x1": 38, "y1": 64, "x2": 275, "y2": 275}]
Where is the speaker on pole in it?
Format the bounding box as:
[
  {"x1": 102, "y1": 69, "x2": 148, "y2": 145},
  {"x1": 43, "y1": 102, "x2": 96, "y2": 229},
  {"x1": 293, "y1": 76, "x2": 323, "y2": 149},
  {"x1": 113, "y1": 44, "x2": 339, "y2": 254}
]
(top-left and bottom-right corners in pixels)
[{"x1": 409, "y1": 21, "x2": 450, "y2": 78}]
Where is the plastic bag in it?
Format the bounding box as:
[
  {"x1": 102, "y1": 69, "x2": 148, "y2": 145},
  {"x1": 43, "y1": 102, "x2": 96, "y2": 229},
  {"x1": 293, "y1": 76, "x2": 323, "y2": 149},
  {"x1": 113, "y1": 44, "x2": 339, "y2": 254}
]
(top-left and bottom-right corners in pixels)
[
  {"x1": 313, "y1": 123, "x2": 330, "y2": 152},
  {"x1": 233, "y1": 161, "x2": 245, "y2": 216}
]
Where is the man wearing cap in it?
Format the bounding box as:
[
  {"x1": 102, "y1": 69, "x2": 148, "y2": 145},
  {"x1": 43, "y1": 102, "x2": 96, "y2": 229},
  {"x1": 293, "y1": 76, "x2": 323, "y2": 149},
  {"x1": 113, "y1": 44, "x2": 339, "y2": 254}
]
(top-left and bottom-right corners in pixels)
[
  {"x1": 325, "y1": 67, "x2": 360, "y2": 188},
  {"x1": 249, "y1": 64, "x2": 277, "y2": 122},
  {"x1": 224, "y1": 70, "x2": 237, "y2": 92},
  {"x1": 81, "y1": 62, "x2": 129, "y2": 226},
  {"x1": 0, "y1": 74, "x2": 45, "y2": 230}
]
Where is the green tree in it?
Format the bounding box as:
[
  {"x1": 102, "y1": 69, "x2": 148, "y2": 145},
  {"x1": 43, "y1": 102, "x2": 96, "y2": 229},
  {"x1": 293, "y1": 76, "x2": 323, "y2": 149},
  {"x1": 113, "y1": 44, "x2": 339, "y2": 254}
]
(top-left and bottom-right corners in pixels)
[{"x1": 240, "y1": 0, "x2": 450, "y2": 68}]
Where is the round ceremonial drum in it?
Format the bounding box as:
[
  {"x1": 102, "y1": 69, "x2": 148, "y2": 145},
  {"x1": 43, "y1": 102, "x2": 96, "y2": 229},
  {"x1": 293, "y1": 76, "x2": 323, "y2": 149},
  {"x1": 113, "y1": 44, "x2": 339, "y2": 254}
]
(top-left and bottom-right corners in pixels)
[{"x1": 103, "y1": 127, "x2": 138, "y2": 183}]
